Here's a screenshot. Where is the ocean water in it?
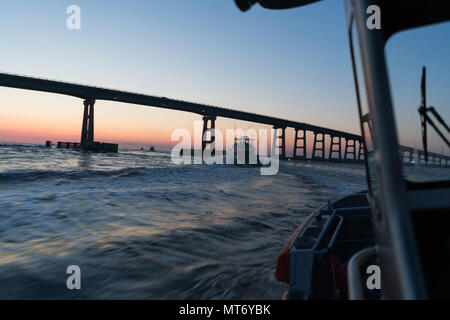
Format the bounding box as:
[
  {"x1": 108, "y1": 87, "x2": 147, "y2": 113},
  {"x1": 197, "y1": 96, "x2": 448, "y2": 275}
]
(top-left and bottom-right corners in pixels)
[{"x1": 0, "y1": 143, "x2": 446, "y2": 299}]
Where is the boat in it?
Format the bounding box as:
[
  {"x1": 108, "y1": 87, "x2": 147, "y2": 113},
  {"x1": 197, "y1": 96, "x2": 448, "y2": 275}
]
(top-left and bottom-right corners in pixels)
[
  {"x1": 234, "y1": 0, "x2": 450, "y2": 299},
  {"x1": 150, "y1": 146, "x2": 155, "y2": 152},
  {"x1": 232, "y1": 136, "x2": 263, "y2": 167}
]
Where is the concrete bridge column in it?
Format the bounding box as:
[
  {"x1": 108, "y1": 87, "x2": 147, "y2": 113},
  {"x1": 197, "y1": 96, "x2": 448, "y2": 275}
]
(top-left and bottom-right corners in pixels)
[
  {"x1": 273, "y1": 126, "x2": 286, "y2": 160},
  {"x1": 344, "y1": 139, "x2": 356, "y2": 160},
  {"x1": 81, "y1": 99, "x2": 95, "y2": 146},
  {"x1": 293, "y1": 128, "x2": 306, "y2": 160},
  {"x1": 408, "y1": 151, "x2": 414, "y2": 164},
  {"x1": 312, "y1": 132, "x2": 325, "y2": 160},
  {"x1": 399, "y1": 150, "x2": 406, "y2": 164},
  {"x1": 202, "y1": 115, "x2": 216, "y2": 156},
  {"x1": 418, "y1": 151, "x2": 426, "y2": 165},
  {"x1": 329, "y1": 136, "x2": 341, "y2": 160},
  {"x1": 358, "y1": 141, "x2": 365, "y2": 161},
  {"x1": 434, "y1": 157, "x2": 441, "y2": 166}
]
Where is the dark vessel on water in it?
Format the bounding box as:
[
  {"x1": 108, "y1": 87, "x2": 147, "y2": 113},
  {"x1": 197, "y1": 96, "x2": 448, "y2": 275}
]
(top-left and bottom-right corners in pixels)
[
  {"x1": 234, "y1": 0, "x2": 450, "y2": 299},
  {"x1": 232, "y1": 136, "x2": 262, "y2": 167}
]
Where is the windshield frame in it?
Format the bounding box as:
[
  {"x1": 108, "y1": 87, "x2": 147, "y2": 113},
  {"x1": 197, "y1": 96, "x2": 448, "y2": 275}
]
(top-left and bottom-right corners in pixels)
[{"x1": 346, "y1": 0, "x2": 428, "y2": 299}]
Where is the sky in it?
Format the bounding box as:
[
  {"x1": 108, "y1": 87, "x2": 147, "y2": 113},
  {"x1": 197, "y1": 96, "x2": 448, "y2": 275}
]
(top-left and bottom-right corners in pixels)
[{"x1": 0, "y1": 0, "x2": 448, "y2": 154}]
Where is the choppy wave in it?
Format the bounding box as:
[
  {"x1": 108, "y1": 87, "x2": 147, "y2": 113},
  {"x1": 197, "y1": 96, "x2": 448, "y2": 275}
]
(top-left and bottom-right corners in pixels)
[
  {"x1": 3, "y1": 144, "x2": 442, "y2": 299},
  {"x1": 0, "y1": 167, "x2": 144, "y2": 182}
]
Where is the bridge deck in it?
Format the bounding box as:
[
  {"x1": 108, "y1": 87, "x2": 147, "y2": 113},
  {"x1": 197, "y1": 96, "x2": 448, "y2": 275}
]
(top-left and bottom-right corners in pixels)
[
  {"x1": 1, "y1": 72, "x2": 449, "y2": 163},
  {"x1": 0, "y1": 72, "x2": 361, "y2": 140}
]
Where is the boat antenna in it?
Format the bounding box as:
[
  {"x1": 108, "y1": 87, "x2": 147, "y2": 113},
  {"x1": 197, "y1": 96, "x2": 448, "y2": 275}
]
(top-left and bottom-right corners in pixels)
[
  {"x1": 419, "y1": 67, "x2": 428, "y2": 160},
  {"x1": 418, "y1": 66, "x2": 450, "y2": 161}
]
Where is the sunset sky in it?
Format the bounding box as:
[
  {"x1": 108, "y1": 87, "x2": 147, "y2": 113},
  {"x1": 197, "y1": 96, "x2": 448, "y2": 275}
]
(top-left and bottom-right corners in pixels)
[{"x1": 0, "y1": 0, "x2": 448, "y2": 154}]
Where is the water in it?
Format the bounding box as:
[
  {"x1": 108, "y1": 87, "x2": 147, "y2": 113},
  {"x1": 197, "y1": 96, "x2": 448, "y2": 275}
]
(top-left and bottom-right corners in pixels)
[{"x1": 0, "y1": 143, "x2": 445, "y2": 299}]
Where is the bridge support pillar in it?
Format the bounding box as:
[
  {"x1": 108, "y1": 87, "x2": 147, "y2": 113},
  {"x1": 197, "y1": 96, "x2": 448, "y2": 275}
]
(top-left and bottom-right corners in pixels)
[
  {"x1": 81, "y1": 99, "x2": 95, "y2": 146},
  {"x1": 358, "y1": 141, "x2": 365, "y2": 161},
  {"x1": 293, "y1": 128, "x2": 306, "y2": 160},
  {"x1": 329, "y1": 136, "x2": 341, "y2": 160},
  {"x1": 434, "y1": 157, "x2": 440, "y2": 166},
  {"x1": 273, "y1": 126, "x2": 286, "y2": 160},
  {"x1": 344, "y1": 139, "x2": 356, "y2": 160},
  {"x1": 408, "y1": 152, "x2": 414, "y2": 164},
  {"x1": 402, "y1": 150, "x2": 413, "y2": 164},
  {"x1": 202, "y1": 115, "x2": 216, "y2": 156},
  {"x1": 418, "y1": 151, "x2": 425, "y2": 165},
  {"x1": 312, "y1": 132, "x2": 325, "y2": 160},
  {"x1": 400, "y1": 150, "x2": 407, "y2": 164}
]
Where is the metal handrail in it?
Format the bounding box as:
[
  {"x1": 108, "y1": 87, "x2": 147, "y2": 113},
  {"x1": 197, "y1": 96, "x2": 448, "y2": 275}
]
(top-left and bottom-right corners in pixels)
[
  {"x1": 316, "y1": 214, "x2": 343, "y2": 255},
  {"x1": 347, "y1": 246, "x2": 378, "y2": 300}
]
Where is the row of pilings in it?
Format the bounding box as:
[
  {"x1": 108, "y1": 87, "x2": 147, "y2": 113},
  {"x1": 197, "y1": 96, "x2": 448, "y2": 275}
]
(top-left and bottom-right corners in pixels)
[
  {"x1": 275, "y1": 126, "x2": 365, "y2": 162},
  {"x1": 199, "y1": 116, "x2": 450, "y2": 166},
  {"x1": 200, "y1": 116, "x2": 365, "y2": 162}
]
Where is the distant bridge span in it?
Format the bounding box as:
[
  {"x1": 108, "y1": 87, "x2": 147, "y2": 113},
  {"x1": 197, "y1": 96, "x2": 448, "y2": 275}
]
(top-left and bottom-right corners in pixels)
[
  {"x1": 0, "y1": 72, "x2": 359, "y2": 139},
  {"x1": 0, "y1": 72, "x2": 448, "y2": 165}
]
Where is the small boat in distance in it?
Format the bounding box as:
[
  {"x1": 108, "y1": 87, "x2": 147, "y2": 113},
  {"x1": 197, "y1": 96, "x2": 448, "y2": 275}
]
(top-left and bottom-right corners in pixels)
[
  {"x1": 150, "y1": 146, "x2": 155, "y2": 152},
  {"x1": 232, "y1": 136, "x2": 262, "y2": 167}
]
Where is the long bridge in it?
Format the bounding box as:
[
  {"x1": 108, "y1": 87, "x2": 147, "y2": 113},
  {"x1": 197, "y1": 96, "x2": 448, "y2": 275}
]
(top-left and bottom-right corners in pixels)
[{"x1": 0, "y1": 72, "x2": 448, "y2": 166}]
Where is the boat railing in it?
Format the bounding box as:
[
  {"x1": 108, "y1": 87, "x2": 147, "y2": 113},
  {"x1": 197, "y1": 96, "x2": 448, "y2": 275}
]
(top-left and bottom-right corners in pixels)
[
  {"x1": 347, "y1": 246, "x2": 379, "y2": 300},
  {"x1": 315, "y1": 214, "x2": 343, "y2": 255}
]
